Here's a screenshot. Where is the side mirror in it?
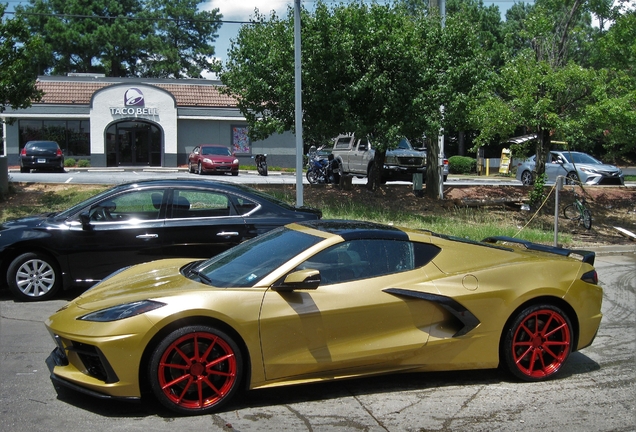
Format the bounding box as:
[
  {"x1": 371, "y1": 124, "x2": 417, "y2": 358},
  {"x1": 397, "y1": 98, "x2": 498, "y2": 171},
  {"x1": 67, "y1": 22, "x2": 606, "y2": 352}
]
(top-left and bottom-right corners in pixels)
[
  {"x1": 79, "y1": 212, "x2": 92, "y2": 230},
  {"x1": 273, "y1": 269, "x2": 321, "y2": 292}
]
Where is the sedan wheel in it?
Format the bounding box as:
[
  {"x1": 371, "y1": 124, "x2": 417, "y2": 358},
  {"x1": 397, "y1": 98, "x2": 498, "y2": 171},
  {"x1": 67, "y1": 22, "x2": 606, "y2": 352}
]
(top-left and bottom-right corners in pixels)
[
  {"x1": 149, "y1": 325, "x2": 243, "y2": 415},
  {"x1": 188, "y1": 161, "x2": 194, "y2": 173},
  {"x1": 566, "y1": 172, "x2": 579, "y2": 185},
  {"x1": 502, "y1": 304, "x2": 572, "y2": 381},
  {"x1": 7, "y1": 252, "x2": 61, "y2": 301},
  {"x1": 198, "y1": 162, "x2": 204, "y2": 175},
  {"x1": 520, "y1": 170, "x2": 534, "y2": 186}
]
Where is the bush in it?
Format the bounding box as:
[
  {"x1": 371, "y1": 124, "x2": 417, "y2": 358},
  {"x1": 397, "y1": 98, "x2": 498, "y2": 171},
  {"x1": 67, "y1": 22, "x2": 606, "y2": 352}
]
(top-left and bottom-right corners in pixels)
[
  {"x1": 77, "y1": 159, "x2": 91, "y2": 167},
  {"x1": 448, "y1": 156, "x2": 476, "y2": 174},
  {"x1": 64, "y1": 158, "x2": 77, "y2": 167}
]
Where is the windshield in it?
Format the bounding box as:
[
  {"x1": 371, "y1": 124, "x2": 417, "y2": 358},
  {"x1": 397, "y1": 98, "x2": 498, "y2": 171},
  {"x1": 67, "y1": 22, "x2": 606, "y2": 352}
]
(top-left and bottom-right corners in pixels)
[
  {"x1": 191, "y1": 226, "x2": 322, "y2": 287},
  {"x1": 562, "y1": 153, "x2": 601, "y2": 165},
  {"x1": 397, "y1": 138, "x2": 413, "y2": 150}
]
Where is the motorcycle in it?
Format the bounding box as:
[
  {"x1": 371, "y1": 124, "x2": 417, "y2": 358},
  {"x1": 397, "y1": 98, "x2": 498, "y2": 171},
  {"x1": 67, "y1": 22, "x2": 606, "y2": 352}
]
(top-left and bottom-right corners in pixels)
[
  {"x1": 306, "y1": 147, "x2": 338, "y2": 184},
  {"x1": 254, "y1": 154, "x2": 268, "y2": 176}
]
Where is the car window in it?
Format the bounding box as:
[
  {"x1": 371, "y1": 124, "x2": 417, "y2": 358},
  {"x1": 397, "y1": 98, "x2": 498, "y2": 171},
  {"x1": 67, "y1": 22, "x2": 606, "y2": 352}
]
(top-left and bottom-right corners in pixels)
[
  {"x1": 297, "y1": 239, "x2": 440, "y2": 285},
  {"x1": 171, "y1": 189, "x2": 232, "y2": 218},
  {"x1": 201, "y1": 146, "x2": 231, "y2": 156},
  {"x1": 89, "y1": 189, "x2": 165, "y2": 222},
  {"x1": 334, "y1": 137, "x2": 352, "y2": 150}
]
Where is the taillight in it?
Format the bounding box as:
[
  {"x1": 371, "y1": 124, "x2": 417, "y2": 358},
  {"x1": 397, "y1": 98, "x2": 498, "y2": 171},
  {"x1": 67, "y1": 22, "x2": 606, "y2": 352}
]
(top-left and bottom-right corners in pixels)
[
  {"x1": 582, "y1": 270, "x2": 598, "y2": 285},
  {"x1": 443, "y1": 159, "x2": 449, "y2": 166},
  {"x1": 56, "y1": 149, "x2": 63, "y2": 156},
  {"x1": 20, "y1": 148, "x2": 26, "y2": 156}
]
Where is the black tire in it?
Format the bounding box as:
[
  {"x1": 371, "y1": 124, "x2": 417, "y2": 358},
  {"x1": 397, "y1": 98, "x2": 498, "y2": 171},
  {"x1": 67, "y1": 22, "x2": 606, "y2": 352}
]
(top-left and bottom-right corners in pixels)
[
  {"x1": 306, "y1": 170, "x2": 318, "y2": 184},
  {"x1": 258, "y1": 163, "x2": 268, "y2": 176},
  {"x1": 520, "y1": 170, "x2": 534, "y2": 186},
  {"x1": 20, "y1": 167, "x2": 30, "y2": 173},
  {"x1": 188, "y1": 161, "x2": 194, "y2": 173},
  {"x1": 197, "y1": 162, "x2": 203, "y2": 175},
  {"x1": 565, "y1": 172, "x2": 579, "y2": 185},
  {"x1": 7, "y1": 252, "x2": 61, "y2": 301},
  {"x1": 231, "y1": 170, "x2": 239, "y2": 176},
  {"x1": 562, "y1": 204, "x2": 578, "y2": 220},
  {"x1": 582, "y1": 209, "x2": 592, "y2": 230},
  {"x1": 502, "y1": 304, "x2": 572, "y2": 381},
  {"x1": 149, "y1": 325, "x2": 243, "y2": 415}
]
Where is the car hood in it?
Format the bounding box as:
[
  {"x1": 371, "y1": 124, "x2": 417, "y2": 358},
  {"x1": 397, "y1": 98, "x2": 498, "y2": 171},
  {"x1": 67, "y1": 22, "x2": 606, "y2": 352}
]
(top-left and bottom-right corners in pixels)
[
  {"x1": 71, "y1": 258, "x2": 202, "y2": 311},
  {"x1": 573, "y1": 162, "x2": 622, "y2": 174}
]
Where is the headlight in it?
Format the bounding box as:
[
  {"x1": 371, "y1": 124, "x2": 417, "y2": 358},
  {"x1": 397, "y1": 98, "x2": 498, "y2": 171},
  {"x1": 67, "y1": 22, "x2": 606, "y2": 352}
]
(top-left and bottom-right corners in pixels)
[
  {"x1": 78, "y1": 300, "x2": 166, "y2": 322},
  {"x1": 385, "y1": 155, "x2": 398, "y2": 164},
  {"x1": 579, "y1": 167, "x2": 599, "y2": 174},
  {"x1": 233, "y1": 158, "x2": 239, "y2": 164},
  {"x1": 203, "y1": 158, "x2": 212, "y2": 163}
]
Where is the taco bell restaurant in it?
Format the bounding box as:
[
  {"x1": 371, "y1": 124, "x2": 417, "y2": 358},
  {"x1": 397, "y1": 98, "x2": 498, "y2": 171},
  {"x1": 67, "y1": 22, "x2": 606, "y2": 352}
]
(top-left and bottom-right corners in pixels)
[{"x1": 1, "y1": 75, "x2": 297, "y2": 168}]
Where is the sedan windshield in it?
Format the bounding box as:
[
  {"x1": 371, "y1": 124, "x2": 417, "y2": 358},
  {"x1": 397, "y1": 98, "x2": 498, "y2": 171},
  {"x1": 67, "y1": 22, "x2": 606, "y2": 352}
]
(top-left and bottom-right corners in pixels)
[
  {"x1": 562, "y1": 153, "x2": 602, "y2": 165},
  {"x1": 192, "y1": 227, "x2": 322, "y2": 287}
]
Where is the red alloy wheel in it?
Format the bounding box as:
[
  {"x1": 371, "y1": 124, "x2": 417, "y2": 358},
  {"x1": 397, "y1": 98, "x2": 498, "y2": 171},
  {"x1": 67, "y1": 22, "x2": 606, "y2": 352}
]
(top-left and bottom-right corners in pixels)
[
  {"x1": 504, "y1": 305, "x2": 572, "y2": 380},
  {"x1": 151, "y1": 327, "x2": 241, "y2": 413}
]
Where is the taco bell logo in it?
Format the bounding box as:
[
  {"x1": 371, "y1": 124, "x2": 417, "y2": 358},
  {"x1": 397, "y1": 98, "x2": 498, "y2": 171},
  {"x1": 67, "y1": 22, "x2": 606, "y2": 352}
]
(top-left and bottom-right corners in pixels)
[{"x1": 124, "y1": 88, "x2": 144, "y2": 106}]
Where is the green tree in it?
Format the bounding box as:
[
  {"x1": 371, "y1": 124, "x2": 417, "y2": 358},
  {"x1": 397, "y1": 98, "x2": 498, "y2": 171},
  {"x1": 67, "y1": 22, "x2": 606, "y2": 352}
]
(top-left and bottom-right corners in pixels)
[
  {"x1": 0, "y1": 5, "x2": 44, "y2": 116},
  {"x1": 222, "y1": 2, "x2": 486, "y2": 195},
  {"x1": 16, "y1": 0, "x2": 221, "y2": 78}
]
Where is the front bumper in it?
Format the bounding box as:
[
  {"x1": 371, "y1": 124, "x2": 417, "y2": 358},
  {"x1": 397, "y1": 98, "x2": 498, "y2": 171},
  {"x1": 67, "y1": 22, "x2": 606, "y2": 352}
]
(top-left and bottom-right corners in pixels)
[
  {"x1": 383, "y1": 166, "x2": 426, "y2": 181},
  {"x1": 46, "y1": 348, "x2": 139, "y2": 401}
]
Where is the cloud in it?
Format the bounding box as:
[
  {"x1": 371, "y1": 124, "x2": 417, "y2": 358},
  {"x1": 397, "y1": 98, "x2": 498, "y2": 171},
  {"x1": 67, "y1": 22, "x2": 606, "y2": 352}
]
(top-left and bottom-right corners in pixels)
[{"x1": 203, "y1": 0, "x2": 292, "y2": 20}]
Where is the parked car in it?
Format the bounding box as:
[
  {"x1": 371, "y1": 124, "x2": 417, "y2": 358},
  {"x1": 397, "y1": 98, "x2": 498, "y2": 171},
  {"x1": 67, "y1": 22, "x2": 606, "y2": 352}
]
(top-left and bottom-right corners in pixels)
[
  {"x1": 516, "y1": 151, "x2": 624, "y2": 186},
  {"x1": 45, "y1": 220, "x2": 602, "y2": 415},
  {"x1": 1, "y1": 179, "x2": 321, "y2": 301},
  {"x1": 331, "y1": 135, "x2": 426, "y2": 182},
  {"x1": 19, "y1": 140, "x2": 64, "y2": 173},
  {"x1": 188, "y1": 144, "x2": 239, "y2": 176}
]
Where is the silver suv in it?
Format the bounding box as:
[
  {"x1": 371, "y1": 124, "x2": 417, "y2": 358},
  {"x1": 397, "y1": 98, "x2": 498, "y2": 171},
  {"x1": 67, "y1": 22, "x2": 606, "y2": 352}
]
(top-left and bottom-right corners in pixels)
[{"x1": 331, "y1": 134, "x2": 426, "y2": 182}]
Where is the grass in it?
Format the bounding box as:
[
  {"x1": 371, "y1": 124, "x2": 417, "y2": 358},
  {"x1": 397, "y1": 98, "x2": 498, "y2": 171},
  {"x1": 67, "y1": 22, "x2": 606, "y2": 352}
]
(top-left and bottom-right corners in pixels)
[
  {"x1": 0, "y1": 183, "x2": 568, "y2": 245},
  {"x1": 265, "y1": 189, "x2": 566, "y2": 245}
]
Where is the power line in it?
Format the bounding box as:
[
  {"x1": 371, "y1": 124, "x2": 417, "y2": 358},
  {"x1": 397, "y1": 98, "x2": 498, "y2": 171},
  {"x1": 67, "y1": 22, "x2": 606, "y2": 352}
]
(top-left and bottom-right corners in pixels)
[{"x1": 2, "y1": 10, "x2": 254, "y2": 24}]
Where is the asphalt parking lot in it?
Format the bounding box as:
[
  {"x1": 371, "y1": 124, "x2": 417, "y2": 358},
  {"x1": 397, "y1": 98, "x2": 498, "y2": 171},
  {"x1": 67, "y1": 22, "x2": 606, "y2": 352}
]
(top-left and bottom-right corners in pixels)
[{"x1": 0, "y1": 253, "x2": 634, "y2": 432}]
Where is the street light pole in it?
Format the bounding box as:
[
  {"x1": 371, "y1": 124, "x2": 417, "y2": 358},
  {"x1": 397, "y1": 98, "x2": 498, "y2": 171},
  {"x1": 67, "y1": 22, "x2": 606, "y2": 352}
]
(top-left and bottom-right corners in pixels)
[{"x1": 294, "y1": 0, "x2": 304, "y2": 207}]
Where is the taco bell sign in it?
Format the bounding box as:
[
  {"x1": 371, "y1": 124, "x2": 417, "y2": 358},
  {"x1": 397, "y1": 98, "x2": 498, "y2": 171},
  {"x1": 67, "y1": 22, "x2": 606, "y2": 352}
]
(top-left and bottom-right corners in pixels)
[{"x1": 110, "y1": 88, "x2": 159, "y2": 117}]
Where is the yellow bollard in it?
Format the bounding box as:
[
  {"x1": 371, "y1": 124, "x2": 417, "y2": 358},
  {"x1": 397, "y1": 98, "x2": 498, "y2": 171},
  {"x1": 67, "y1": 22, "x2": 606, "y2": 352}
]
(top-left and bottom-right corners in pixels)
[{"x1": 486, "y1": 159, "x2": 490, "y2": 176}]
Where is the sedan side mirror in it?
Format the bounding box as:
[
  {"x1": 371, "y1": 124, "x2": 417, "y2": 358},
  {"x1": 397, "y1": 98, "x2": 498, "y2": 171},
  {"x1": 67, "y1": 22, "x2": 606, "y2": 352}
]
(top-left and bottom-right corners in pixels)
[
  {"x1": 273, "y1": 269, "x2": 321, "y2": 292},
  {"x1": 79, "y1": 212, "x2": 93, "y2": 230}
]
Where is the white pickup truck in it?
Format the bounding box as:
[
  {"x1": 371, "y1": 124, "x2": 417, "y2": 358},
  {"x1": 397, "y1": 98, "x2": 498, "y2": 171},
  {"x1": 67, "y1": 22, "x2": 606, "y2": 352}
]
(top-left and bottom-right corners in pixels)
[{"x1": 331, "y1": 134, "x2": 428, "y2": 182}]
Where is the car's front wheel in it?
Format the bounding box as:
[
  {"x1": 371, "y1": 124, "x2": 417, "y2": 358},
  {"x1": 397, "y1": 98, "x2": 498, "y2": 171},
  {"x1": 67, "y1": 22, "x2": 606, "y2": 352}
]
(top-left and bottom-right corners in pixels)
[
  {"x1": 566, "y1": 172, "x2": 579, "y2": 185},
  {"x1": 520, "y1": 170, "x2": 534, "y2": 186},
  {"x1": 188, "y1": 161, "x2": 194, "y2": 173},
  {"x1": 197, "y1": 162, "x2": 204, "y2": 175},
  {"x1": 502, "y1": 304, "x2": 572, "y2": 381},
  {"x1": 7, "y1": 252, "x2": 61, "y2": 301},
  {"x1": 149, "y1": 325, "x2": 243, "y2": 415}
]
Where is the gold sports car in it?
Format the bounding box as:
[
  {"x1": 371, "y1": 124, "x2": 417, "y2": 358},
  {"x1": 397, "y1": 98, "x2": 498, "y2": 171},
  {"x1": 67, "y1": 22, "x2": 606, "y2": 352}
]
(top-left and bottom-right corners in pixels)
[{"x1": 46, "y1": 220, "x2": 602, "y2": 415}]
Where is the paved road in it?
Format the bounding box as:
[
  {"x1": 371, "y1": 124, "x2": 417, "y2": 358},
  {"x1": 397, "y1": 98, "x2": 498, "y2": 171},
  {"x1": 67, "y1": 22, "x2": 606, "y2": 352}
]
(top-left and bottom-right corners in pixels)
[{"x1": 0, "y1": 253, "x2": 633, "y2": 431}]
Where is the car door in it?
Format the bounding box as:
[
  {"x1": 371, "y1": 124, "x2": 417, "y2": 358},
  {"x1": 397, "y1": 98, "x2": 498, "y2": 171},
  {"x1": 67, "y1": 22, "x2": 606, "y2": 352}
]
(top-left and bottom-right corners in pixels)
[
  {"x1": 64, "y1": 188, "x2": 167, "y2": 284},
  {"x1": 545, "y1": 152, "x2": 569, "y2": 182},
  {"x1": 259, "y1": 239, "x2": 441, "y2": 381},
  {"x1": 159, "y1": 187, "x2": 250, "y2": 259},
  {"x1": 352, "y1": 137, "x2": 373, "y2": 175}
]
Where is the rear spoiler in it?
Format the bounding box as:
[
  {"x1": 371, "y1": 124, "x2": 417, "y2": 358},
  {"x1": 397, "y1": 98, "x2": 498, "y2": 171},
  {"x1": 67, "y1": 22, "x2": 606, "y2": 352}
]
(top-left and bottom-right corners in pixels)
[{"x1": 482, "y1": 236, "x2": 595, "y2": 266}]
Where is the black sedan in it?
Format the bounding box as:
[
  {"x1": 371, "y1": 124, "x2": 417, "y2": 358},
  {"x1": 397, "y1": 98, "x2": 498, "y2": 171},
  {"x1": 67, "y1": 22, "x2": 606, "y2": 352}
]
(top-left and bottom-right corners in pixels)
[
  {"x1": 20, "y1": 140, "x2": 65, "y2": 173},
  {"x1": 1, "y1": 179, "x2": 321, "y2": 301}
]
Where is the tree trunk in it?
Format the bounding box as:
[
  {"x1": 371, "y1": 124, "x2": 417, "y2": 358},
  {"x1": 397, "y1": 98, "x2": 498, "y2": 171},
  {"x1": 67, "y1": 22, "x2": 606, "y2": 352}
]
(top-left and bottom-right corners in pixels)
[
  {"x1": 534, "y1": 129, "x2": 551, "y2": 178},
  {"x1": 425, "y1": 137, "x2": 441, "y2": 199}
]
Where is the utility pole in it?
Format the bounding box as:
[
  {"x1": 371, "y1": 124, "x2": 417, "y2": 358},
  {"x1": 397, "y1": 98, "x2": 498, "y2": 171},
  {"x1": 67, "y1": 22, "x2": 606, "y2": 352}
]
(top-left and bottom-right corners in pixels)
[
  {"x1": 294, "y1": 0, "x2": 304, "y2": 207},
  {"x1": 430, "y1": 0, "x2": 446, "y2": 200}
]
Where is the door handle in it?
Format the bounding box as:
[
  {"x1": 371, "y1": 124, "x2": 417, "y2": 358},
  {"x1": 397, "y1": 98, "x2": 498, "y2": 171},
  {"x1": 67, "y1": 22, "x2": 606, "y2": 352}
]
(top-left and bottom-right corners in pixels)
[
  {"x1": 217, "y1": 231, "x2": 239, "y2": 237},
  {"x1": 136, "y1": 234, "x2": 159, "y2": 239}
]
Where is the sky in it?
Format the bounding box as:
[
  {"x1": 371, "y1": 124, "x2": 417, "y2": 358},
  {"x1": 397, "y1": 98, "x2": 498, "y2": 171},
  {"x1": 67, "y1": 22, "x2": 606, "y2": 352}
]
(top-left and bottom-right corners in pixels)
[{"x1": 203, "y1": 0, "x2": 521, "y2": 66}]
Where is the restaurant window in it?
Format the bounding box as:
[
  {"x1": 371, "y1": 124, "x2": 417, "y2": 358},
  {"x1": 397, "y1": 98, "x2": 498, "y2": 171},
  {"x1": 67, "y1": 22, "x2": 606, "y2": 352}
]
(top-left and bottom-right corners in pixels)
[{"x1": 19, "y1": 120, "x2": 90, "y2": 156}]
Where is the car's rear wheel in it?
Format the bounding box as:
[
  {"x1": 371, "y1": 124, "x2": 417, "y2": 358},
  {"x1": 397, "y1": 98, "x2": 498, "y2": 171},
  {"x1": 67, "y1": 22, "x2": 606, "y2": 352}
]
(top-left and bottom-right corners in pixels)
[
  {"x1": 20, "y1": 167, "x2": 30, "y2": 173},
  {"x1": 502, "y1": 304, "x2": 572, "y2": 381},
  {"x1": 149, "y1": 325, "x2": 243, "y2": 415},
  {"x1": 520, "y1": 170, "x2": 534, "y2": 186},
  {"x1": 7, "y1": 252, "x2": 61, "y2": 301},
  {"x1": 188, "y1": 161, "x2": 194, "y2": 173}
]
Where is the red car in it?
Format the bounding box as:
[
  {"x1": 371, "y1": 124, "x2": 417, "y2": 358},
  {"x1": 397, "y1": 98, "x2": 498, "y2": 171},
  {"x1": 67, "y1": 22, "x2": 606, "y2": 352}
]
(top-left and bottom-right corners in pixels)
[{"x1": 188, "y1": 144, "x2": 239, "y2": 176}]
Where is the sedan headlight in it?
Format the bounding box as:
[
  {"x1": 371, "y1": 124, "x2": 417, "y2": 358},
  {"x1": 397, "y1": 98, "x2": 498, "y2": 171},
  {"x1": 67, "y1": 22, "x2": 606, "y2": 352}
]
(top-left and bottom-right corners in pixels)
[
  {"x1": 78, "y1": 300, "x2": 166, "y2": 322},
  {"x1": 233, "y1": 158, "x2": 239, "y2": 164},
  {"x1": 579, "y1": 167, "x2": 599, "y2": 174}
]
